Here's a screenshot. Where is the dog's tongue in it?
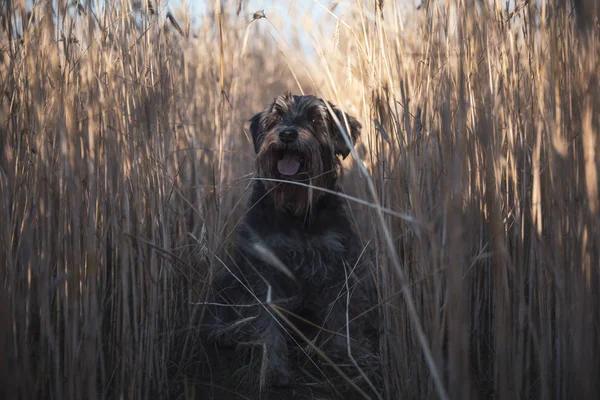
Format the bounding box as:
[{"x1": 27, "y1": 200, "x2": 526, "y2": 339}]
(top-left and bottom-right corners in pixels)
[{"x1": 277, "y1": 153, "x2": 301, "y2": 176}]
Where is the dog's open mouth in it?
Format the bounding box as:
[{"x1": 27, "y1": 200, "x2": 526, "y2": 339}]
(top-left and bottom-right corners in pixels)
[{"x1": 277, "y1": 151, "x2": 303, "y2": 176}]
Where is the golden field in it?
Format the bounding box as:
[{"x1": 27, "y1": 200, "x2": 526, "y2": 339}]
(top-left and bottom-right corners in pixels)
[{"x1": 1, "y1": 1, "x2": 599, "y2": 399}]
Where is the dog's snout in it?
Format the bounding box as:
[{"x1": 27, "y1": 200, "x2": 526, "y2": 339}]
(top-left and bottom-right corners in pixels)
[{"x1": 278, "y1": 128, "x2": 298, "y2": 143}]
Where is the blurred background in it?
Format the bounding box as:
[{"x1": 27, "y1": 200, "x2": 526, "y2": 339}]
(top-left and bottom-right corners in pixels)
[{"x1": 1, "y1": 0, "x2": 599, "y2": 399}]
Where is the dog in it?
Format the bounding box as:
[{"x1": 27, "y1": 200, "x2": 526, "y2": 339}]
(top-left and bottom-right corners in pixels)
[{"x1": 202, "y1": 93, "x2": 372, "y2": 388}]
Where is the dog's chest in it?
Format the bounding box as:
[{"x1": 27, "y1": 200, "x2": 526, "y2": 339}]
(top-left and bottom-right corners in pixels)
[{"x1": 249, "y1": 227, "x2": 349, "y2": 284}]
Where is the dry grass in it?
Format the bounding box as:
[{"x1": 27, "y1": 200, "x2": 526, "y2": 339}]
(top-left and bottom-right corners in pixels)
[{"x1": 1, "y1": 0, "x2": 599, "y2": 399}]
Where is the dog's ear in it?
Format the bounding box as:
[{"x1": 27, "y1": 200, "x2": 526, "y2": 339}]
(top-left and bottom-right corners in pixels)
[
  {"x1": 249, "y1": 112, "x2": 264, "y2": 154},
  {"x1": 328, "y1": 103, "x2": 362, "y2": 159}
]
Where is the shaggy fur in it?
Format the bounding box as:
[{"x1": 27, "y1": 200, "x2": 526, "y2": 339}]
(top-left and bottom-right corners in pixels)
[{"x1": 202, "y1": 93, "x2": 373, "y2": 388}]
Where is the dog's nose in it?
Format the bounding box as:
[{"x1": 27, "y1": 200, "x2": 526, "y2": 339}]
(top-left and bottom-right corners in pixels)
[{"x1": 279, "y1": 128, "x2": 298, "y2": 143}]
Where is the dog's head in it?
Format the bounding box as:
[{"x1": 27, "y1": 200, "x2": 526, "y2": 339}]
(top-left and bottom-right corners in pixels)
[{"x1": 248, "y1": 93, "x2": 361, "y2": 214}]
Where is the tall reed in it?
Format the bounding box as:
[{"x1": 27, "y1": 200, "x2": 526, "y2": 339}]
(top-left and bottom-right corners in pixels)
[{"x1": 1, "y1": 1, "x2": 598, "y2": 399}]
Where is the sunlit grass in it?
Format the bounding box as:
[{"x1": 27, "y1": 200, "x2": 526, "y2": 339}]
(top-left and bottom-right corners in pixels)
[{"x1": 1, "y1": 1, "x2": 598, "y2": 399}]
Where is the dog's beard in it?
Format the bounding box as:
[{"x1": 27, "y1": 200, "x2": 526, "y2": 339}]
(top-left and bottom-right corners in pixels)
[{"x1": 256, "y1": 133, "x2": 335, "y2": 216}]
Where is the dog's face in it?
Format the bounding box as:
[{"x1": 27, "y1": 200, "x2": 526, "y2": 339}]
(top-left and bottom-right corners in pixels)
[{"x1": 248, "y1": 93, "x2": 361, "y2": 214}]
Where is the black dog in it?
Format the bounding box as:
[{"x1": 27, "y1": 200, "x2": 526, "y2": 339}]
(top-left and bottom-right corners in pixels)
[{"x1": 203, "y1": 93, "x2": 369, "y2": 388}]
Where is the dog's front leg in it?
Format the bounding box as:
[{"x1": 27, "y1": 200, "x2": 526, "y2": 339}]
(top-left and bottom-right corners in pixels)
[
  {"x1": 316, "y1": 291, "x2": 350, "y2": 355},
  {"x1": 316, "y1": 286, "x2": 374, "y2": 362},
  {"x1": 256, "y1": 308, "x2": 292, "y2": 388}
]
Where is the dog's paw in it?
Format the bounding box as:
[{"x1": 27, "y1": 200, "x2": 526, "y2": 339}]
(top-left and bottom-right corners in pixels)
[
  {"x1": 216, "y1": 335, "x2": 235, "y2": 348},
  {"x1": 272, "y1": 370, "x2": 293, "y2": 388}
]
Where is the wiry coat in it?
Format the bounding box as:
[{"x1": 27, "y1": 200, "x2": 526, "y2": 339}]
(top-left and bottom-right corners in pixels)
[{"x1": 202, "y1": 93, "x2": 373, "y2": 388}]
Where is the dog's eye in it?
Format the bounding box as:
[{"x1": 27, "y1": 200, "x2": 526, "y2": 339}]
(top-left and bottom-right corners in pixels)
[{"x1": 311, "y1": 115, "x2": 321, "y2": 124}]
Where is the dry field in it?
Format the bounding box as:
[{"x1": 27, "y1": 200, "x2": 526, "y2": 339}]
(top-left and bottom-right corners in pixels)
[{"x1": 1, "y1": 0, "x2": 599, "y2": 399}]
